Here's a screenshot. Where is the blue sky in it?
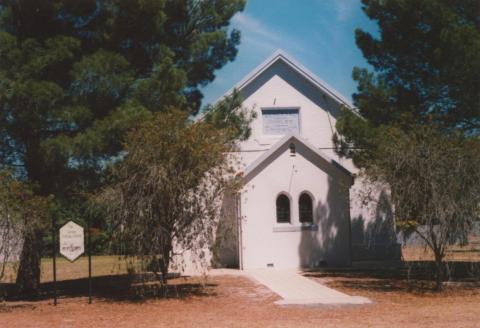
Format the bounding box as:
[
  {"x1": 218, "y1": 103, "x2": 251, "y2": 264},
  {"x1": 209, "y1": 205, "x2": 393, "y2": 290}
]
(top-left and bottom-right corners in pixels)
[{"x1": 201, "y1": 0, "x2": 378, "y2": 107}]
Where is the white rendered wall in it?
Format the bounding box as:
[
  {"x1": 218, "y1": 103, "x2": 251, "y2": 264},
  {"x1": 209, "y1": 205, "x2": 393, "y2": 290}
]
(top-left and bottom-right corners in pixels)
[
  {"x1": 233, "y1": 58, "x2": 398, "y2": 266},
  {"x1": 238, "y1": 61, "x2": 347, "y2": 159},
  {"x1": 240, "y1": 141, "x2": 352, "y2": 269}
]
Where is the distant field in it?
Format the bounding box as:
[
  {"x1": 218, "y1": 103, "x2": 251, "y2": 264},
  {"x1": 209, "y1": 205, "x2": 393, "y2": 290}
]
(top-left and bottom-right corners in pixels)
[
  {"x1": 2, "y1": 242, "x2": 479, "y2": 284},
  {"x1": 1, "y1": 255, "x2": 138, "y2": 284},
  {"x1": 402, "y1": 235, "x2": 480, "y2": 262}
]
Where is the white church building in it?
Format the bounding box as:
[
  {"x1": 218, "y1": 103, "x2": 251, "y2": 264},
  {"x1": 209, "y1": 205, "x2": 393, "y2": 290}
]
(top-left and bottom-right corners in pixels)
[{"x1": 206, "y1": 50, "x2": 401, "y2": 272}]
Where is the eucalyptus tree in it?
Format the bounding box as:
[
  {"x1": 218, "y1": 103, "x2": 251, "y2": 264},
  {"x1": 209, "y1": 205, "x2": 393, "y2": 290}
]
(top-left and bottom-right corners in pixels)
[{"x1": 96, "y1": 99, "x2": 252, "y2": 288}]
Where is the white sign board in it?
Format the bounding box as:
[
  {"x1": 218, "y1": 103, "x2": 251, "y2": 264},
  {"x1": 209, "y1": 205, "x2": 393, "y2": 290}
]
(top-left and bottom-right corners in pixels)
[
  {"x1": 262, "y1": 109, "x2": 299, "y2": 135},
  {"x1": 59, "y1": 221, "x2": 84, "y2": 262}
]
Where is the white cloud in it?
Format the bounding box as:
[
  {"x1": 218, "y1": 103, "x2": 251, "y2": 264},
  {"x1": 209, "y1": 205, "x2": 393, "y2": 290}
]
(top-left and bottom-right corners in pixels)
[
  {"x1": 231, "y1": 12, "x2": 310, "y2": 56},
  {"x1": 332, "y1": 0, "x2": 356, "y2": 22},
  {"x1": 232, "y1": 12, "x2": 282, "y2": 43}
]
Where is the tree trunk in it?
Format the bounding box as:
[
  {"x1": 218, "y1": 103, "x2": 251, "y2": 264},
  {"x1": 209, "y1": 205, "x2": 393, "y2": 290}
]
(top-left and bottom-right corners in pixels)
[
  {"x1": 16, "y1": 140, "x2": 46, "y2": 296},
  {"x1": 160, "y1": 245, "x2": 171, "y2": 285},
  {"x1": 16, "y1": 227, "x2": 43, "y2": 296},
  {"x1": 433, "y1": 251, "x2": 444, "y2": 291}
]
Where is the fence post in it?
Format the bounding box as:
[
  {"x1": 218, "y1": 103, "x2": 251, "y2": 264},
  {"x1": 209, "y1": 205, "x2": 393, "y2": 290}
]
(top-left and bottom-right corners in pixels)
[
  {"x1": 88, "y1": 216, "x2": 92, "y2": 304},
  {"x1": 52, "y1": 212, "x2": 57, "y2": 306}
]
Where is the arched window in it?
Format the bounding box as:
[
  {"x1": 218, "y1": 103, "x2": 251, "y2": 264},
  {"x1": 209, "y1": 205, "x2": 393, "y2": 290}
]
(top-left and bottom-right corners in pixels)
[
  {"x1": 299, "y1": 193, "x2": 313, "y2": 223},
  {"x1": 276, "y1": 194, "x2": 290, "y2": 223}
]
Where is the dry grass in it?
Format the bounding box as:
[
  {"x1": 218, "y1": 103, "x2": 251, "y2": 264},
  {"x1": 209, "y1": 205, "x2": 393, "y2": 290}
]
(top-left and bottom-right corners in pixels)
[
  {"x1": 1, "y1": 256, "x2": 140, "y2": 284},
  {"x1": 402, "y1": 241, "x2": 480, "y2": 262}
]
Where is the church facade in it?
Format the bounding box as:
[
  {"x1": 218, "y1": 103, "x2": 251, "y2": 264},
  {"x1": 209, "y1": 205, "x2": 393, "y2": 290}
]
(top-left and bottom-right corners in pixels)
[{"x1": 211, "y1": 50, "x2": 400, "y2": 271}]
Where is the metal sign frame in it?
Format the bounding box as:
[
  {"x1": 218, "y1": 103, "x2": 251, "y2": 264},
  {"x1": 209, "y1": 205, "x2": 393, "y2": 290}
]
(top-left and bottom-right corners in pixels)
[{"x1": 52, "y1": 215, "x2": 93, "y2": 305}]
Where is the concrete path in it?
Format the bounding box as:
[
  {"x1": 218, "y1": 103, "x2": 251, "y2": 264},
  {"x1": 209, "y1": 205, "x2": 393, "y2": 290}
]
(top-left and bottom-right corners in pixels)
[{"x1": 246, "y1": 268, "x2": 371, "y2": 306}]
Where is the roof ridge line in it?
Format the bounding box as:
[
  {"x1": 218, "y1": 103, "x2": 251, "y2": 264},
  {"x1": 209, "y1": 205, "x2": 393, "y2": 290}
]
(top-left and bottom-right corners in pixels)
[
  {"x1": 213, "y1": 49, "x2": 355, "y2": 109},
  {"x1": 242, "y1": 133, "x2": 352, "y2": 182}
]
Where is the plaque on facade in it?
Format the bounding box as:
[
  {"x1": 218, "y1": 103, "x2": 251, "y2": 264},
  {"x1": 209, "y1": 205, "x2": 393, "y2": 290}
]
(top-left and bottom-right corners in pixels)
[
  {"x1": 262, "y1": 109, "x2": 300, "y2": 135},
  {"x1": 59, "y1": 221, "x2": 84, "y2": 262}
]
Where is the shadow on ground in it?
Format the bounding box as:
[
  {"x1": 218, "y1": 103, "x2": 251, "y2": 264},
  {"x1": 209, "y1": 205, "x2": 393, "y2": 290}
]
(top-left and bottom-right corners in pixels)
[
  {"x1": 1, "y1": 273, "x2": 217, "y2": 302},
  {"x1": 303, "y1": 261, "x2": 480, "y2": 293}
]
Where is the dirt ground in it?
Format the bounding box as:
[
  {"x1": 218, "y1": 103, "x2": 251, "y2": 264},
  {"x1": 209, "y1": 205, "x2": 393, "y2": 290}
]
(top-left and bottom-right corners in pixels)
[{"x1": 1, "y1": 272, "x2": 479, "y2": 328}]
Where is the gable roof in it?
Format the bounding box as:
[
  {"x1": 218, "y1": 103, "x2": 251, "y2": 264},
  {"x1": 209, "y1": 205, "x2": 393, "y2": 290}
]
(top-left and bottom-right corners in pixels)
[
  {"x1": 242, "y1": 132, "x2": 353, "y2": 182},
  {"x1": 221, "y1": 49, "x2": 355, "y2": 109}
]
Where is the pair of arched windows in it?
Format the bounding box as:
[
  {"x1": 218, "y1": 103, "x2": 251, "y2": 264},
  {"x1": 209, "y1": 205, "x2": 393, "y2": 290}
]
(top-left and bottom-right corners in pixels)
[{"x1": 276, "y1": 193, "x2": 313, "y2": 224}]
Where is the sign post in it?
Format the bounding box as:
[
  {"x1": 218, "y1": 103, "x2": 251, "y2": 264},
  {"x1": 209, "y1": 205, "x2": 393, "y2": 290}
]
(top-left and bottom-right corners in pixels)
[
  {"x1": 87, "y1": 216, "x2": 92, "y2": 304},
  {"x1": 52, "y1": 213, "x2": 57, "y2": 306},
  {"x1": 53, "y1": 220, "x2": 89, "y2": 305}
]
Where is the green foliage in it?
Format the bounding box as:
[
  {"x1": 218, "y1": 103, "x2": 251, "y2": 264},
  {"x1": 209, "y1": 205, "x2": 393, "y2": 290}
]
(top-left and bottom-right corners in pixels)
[
  {"x1": 364, "y1": 126, "x2": 480, "y2": 288},
  {"x1": 0, "y1": 0, "x2": 245, "y2": 292},
  {"x1": 333, "y1": 108, "x2": 375, "y2": 168},
  {"x1": 367, "y1": 126, "x2": 480, "y2": 230},
  {"x1": 336, "y1": 0, "x2": 480, "y2": 289},
  {"x1": 96, "y1": 108, "x2": 245, "y2": 283},
  {"x1": 0, "y1": 170, "x2": 52, "y2": 231},
  {"x1": 0, "y1": 0, "x2": 245, "y2": 197},
  {"x1": 203, "y1": 90, "x2": 257, "y2": 142},
  {"x1": 352, "y1": 0, "x2": 480, "y2": 133},
  {"x1": 337, "y1": 111, "x2": 480, "y2": 288},
  {"x1": 337, "y1": 0, "x2": 480, "y2": 167}
]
